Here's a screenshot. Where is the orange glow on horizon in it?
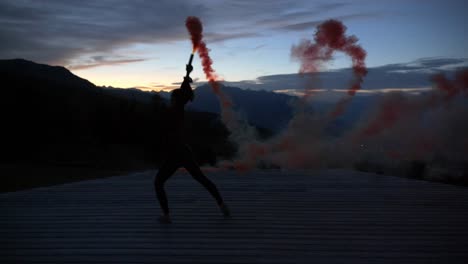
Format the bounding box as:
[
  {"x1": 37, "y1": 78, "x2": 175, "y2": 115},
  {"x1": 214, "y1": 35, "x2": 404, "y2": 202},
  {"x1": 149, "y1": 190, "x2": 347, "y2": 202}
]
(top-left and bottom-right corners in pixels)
[{"x1": 69, "y1": 65, "x2": 181, "y2": 91}]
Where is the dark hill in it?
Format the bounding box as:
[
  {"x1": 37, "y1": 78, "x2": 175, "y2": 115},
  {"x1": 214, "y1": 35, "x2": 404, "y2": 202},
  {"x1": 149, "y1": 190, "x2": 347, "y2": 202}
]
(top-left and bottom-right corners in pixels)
[
  {"x1": 0, "y1": 59, "x2": 233, "y2": 171},
  {"x1": 0, "y1": 59, "x2": 96, "y2": 90}
]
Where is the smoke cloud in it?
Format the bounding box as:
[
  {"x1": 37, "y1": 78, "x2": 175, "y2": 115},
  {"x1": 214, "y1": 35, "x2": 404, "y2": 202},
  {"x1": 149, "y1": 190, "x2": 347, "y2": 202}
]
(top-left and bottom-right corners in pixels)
[
  {"x1": 227, "y1": 19, "x2": 369, "y2": 171},
  {"x1": 184, "y1": 17, "x2": 468, "y2": 180},
  {"x1": 352, "y1": 69, "x2": 468, "y2": 161},
  {"x1": 291, "y1": 19, "x2": 367, "y2": 117}
]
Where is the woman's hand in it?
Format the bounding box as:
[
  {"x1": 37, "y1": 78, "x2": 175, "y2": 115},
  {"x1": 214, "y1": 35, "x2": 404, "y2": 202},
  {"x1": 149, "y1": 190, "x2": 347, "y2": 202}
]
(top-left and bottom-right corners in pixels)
[{"x1": 186, "y1": 64, "x2": 193, "y2": 74}]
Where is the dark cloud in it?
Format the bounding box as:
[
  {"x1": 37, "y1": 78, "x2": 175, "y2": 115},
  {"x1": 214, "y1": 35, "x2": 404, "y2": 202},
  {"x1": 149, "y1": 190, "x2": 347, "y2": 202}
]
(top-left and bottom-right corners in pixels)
[
  {"x1": 204, "y1": 32, "x2": 262, "y2": 43},
  {"x1": 0, "y1": 0, "x2": 205, "y2": 65},
  {"x1": 0, "y1": 0, "x2": 386, "y2": 68},
  {"x1": 400, "y1": 57, "x2": 467, "y2": 70},
  {"x1": 277, "y1": 21, "x2": 322, "y2": 32},
  {"x1": 277, "y1": 13, "x2": 381, "y2": 32},
  {"x1": 254, "y1": 2, "x2": 349, "y2": 27},
  {"x1": 253, "y1": 44, "x2": 267, "y2": 50},
  {"x1": 224, "y1": 57, "x2": 468, "y2": 94},
  {"x1": 68, "y1": 56, "x2": 147, "y2": 70}
]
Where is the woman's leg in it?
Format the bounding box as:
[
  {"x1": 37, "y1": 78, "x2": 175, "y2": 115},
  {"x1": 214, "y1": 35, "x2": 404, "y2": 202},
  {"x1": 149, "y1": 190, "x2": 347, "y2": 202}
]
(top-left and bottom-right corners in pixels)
[
  {"x1": 154, "y1": 160, "x2": 179, "y2": 215},
  {"x1": 183, "y1": 157, "x2": 224, "y2": 206}
]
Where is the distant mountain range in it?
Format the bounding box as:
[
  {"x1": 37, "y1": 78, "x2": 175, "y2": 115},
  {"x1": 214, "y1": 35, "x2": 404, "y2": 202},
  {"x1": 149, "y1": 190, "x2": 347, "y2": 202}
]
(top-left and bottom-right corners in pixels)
[
  {"x1": 103, "y1": 81, "x2": 377, "y2": 134},
  {"x1": 98, "y1": 79, "x2": 379, "y2": 136},
  {"x1": 156, "y1": 85, "x2": 295, "y2": 131},
  {"x1": 100, "y1": 82, "x2": 297, "y2": 132},
  {"x1": 1, "y1": 59, "x2": 378, "y2": 139}
]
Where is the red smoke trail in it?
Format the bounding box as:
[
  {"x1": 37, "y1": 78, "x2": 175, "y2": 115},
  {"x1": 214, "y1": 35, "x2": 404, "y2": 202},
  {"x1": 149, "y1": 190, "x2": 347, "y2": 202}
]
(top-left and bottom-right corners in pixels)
[
  {"x1": 185, "y1": 17, "x2": 233, "y2": 113},
  {"x1": 186, "y1": 16, "x2": 265, "y2": 172},
  {"x1": 185, "y1": 16, "x2": 202, "y2": 53},
  {"x1": 186, "y1": 16, "x2": 258, "y2": 173},
  {"x1": 291, "y1": 19, "x2": 367, "y2": 116},
  {"x1": 196, "y1": 42, "x2": 232, "y2": 108}
]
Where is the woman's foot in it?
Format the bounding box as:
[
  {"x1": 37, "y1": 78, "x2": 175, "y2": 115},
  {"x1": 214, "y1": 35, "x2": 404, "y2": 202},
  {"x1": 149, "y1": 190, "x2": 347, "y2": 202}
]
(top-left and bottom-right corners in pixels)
[
  {"x1": 158, "y1": 214, "x2": 172, "y2": 224},
  {"x1": 219, "y1": 203, "x2": 231, "y2": 218}
]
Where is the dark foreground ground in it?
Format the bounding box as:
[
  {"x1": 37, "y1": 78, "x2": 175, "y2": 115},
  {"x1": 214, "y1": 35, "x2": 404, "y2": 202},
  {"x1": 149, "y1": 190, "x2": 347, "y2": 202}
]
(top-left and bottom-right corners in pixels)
[
  {"x1": 1, "y1": 169, "x2": 467, "y2": 263},
  {"x1": 0, "y1": 162, "x2": 147, "y2": 193}
]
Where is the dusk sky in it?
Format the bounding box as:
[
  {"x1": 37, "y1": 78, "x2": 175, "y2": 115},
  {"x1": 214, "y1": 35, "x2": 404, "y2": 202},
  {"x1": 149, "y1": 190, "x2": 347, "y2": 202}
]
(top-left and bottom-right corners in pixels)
[{"x1": 1, "y1": 0, "x2": 467, "y2": 91}]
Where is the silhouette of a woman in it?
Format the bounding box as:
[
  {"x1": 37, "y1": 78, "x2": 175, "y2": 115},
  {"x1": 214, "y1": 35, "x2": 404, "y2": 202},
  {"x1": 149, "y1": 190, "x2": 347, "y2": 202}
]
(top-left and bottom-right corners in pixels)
[{"x1": 154, "y1": 64, "x2": 230, "y2": 223}]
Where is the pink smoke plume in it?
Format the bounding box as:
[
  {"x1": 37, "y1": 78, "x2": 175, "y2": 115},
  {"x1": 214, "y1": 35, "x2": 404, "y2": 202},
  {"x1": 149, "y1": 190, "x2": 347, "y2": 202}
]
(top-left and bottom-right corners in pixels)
[
  {"x1": 184, "y1": 16, "x2": 468, "y2": 179},
  {"x1": 217, "y1": 19, "x2": 370, "y2": 171},
  {"x1": 431, "y1": 69, "x2": 468, "y2": 100},
  {"x1": 186, "y1": 15, "x2": 254, "y2": 141},
  {"x1": 356, "y1": 69, "x2": 468, "y2": 140},
  {"x1": 185, "y1": 17, "x2": 202, "y2": 53},
  {"x1": 343, "y1": 68, "x2": 468, "y2": 166},
  {"x1": 185, "y1": 16, "x2": 258, "y2": 157},
  {"x1": 185, "y1": 17, "x2": 232, "y2": 109},
  {"x1": 291, "y1": 19, "x2": 367, "y2": 116}
]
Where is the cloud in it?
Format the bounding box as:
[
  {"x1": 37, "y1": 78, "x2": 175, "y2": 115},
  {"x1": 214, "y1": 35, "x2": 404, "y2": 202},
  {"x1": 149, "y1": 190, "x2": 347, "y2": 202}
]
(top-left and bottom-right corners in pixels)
[
  {"x1": 0, "y1": 0, "x2": 381, "y2": 68},
  {"x1": 68, "y1": 56, "x2": 147, "y2": 70},
  {"x1": 253, "y1": 44, "x2": 267, "y2": 50},
  {"x1": 276, "y1": 21, "x2": 322, "y2": 32},
  {"x1": 204, "y1": 32, "x2": 262, "y2": 43},
  {"x1": 135, "y1": 85, "x2": 178, "y2": 91},
  {"x1": 388, "y1": 58, "x2": 468, "y2": 73},
  {"x1": 253, "y1": 2, "x2": 349, "y2": 28},
  {"x1": 132, "y1": 80, "x2": 185, "y2": 91},
  {"x1": 0, "y1": 0, "x2": 205, "y2": 65},
  {"x1": 223, "y1": 57, "x2": 468, "y2": 95},
  {"x1": 276, "y1": 13, "x2": 381, "y2": 32}
]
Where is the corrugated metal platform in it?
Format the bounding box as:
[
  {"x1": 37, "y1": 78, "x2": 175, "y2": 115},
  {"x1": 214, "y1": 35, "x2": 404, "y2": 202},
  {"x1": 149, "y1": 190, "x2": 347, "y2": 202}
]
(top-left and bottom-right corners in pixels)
[{"x1": 1, "y1": 169, "x2": 467, "y2": 263}]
